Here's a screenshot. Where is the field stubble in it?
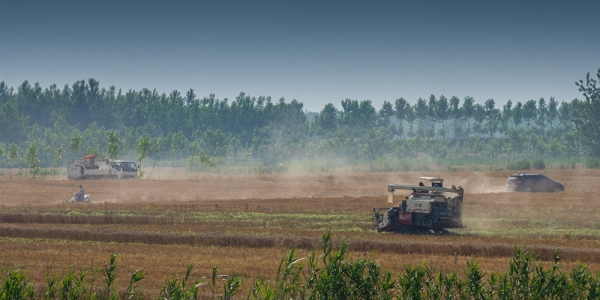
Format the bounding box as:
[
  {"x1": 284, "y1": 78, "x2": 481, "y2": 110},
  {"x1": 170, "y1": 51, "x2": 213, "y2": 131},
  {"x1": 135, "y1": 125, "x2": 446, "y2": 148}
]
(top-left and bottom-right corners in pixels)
[{"x1": 1, "y1": 169, "x2": 600, "y2": 296}]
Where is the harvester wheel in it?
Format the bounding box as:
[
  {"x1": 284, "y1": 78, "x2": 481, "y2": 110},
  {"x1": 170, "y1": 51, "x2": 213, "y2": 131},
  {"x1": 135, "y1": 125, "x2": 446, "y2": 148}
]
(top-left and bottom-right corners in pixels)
[
  {"x1": 404, "y1": 226, "x2": 429, "y2": 235},
  {"x1": 434, "y1": 228, "x2": 450, "y2": 235},
  {"x1": 417, "y1": 227, "x2": 431, "y2": 235}
]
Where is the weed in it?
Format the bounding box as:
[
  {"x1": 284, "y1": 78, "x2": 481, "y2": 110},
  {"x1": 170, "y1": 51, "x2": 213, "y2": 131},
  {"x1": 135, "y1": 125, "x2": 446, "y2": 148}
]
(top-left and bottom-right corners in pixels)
[
  {"x1": 103, "y1": 253, "x2": 118, "y2": 299},
  {"x1": 159, "y1": 264, "x2": 201, "y2": 299},
  {"x1": 0, "y1": 267, "x2": 35, "y2": 299},
  {"x1": 1, "y1": 237, "x2": 600, "y2": 299}
]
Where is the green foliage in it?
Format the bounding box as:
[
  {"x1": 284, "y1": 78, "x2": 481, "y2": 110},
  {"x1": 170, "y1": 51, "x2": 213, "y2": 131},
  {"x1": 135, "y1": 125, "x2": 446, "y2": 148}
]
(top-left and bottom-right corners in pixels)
[
  {"x1": 507, "y1": 159, "x2": 531, "y2": 170},
  {"x1": 6, "y1": 143, "x2": 19, "y2": 180},
  {"x1": 532, "y1": 158, "x2": 546, "y2": 170},
  {"x1": 136, "y1": 136, "x2": 152, "y2": 177},
  {"x1": 106, "y1": 131, "x2": 120, "y2": 159},
  {"x1": 222, "y1": 272, "x2": 243, "y2": 300},
  {"x1": 103, "y1": 253, "x2": 118, "y2": 299},
  {"x1": 159, "y1": 264, "x2": 201, "y2": 300},
  {"x1": 136, "y1": 137, "x2": 151, "y2": 163},
  {"x1": 69, "y1": 134, "x2": 82, "y2": 160},
  {"x1": 25, "y1": 140, "x2": 40, "y2": 177},
  {"x1": 4, "y1": 76, "x2": 600, "y2": 174},
  {"x1": 7, "y1": 143, "x2": 18, "y2": 165},
  {"x1": 187, "y1": 145, "x2": 215, "y2": 173},
  {"x1": 56, "y1": 267, "x2": 90, "y2": 300},
  {"x1": 126, "y1": 269, "x2": 146, "y2": 299},
  {"x1": 86, "y1": 145, "x2": 100, "y2": 157},
  {"x1": 1, "y1": 238, "x2": 600, "y2": 299},
  {"x1": 0, "y1": 267, "x2": 35, "y2": 299},
  {"x1": 250, "y1": 231, "x2": 396, "y2": 300},
  {"x1": 42, "y1": 145, "x2": 52, "y2": 169},
  {"x1": 585, "y1": 157, "x2": 600, "y2": 169},
  {"x1": 0, "y1": 100, "x2": 29, "y2": 145},
  {"x1": 54, "y1": 147, "x2": 65, "y2": 171},
  {"x1": 574, "y1": 69, "x2": 600, "y2": 157}
]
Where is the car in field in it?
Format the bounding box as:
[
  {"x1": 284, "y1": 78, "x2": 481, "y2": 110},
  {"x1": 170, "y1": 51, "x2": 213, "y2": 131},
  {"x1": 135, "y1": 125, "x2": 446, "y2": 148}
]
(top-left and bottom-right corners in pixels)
[{"x1": 506, "y1": 174, "x2": 564, "y2": 192}]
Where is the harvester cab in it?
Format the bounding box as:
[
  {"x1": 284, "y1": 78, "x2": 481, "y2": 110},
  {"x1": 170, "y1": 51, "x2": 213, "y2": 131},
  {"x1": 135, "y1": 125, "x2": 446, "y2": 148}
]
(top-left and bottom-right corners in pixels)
[
  {"x1": 375, "y1": 177, "x2": 465, "y2": 234},
  {"x1": 421, "y1": 177, "x2": 444, "y2": 188}
]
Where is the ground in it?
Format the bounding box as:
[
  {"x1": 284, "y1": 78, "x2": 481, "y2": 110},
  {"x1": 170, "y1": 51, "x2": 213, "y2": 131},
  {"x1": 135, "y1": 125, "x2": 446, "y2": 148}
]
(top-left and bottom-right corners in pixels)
[{"x1": 1, "y1": 168, "x2": 599, "y2": 297}]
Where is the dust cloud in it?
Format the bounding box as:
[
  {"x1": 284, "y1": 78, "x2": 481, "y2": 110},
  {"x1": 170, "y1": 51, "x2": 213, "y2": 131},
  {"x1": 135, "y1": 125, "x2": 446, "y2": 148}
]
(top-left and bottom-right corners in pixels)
[{"x1": 2, "y1": 163, "x2": 598, "y2": 206}]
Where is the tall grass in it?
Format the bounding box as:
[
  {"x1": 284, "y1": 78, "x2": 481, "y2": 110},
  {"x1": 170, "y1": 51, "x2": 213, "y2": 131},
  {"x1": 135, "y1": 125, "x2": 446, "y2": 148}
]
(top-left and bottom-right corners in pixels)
[{"x1": 1, "y1": 233, "x2": 599, "y2": 299}]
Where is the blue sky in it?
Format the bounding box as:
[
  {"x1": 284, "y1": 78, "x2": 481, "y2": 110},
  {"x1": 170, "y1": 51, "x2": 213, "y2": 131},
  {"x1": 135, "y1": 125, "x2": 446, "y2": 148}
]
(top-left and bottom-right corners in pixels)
[{"x1": 1, "y1": 0, "x2": 598, "y2": 112}]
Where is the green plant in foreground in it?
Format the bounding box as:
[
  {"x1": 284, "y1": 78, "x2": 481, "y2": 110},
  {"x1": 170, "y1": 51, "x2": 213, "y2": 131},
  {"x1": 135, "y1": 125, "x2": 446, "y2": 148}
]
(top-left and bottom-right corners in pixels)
[
  {"x1": 2, "y1": 235, "x2": 600, "y2": 299},
  {"x1": 222, "y1": 272, "x2": 243, "y2": 300},
  {"x1": 125, "y1": 269, "x2": 145, "y2": 299},
  {"x1": 160, "y1": 264, "x2": 201, "y2": 300},
  {"x1": 103, "y1": 253, "x2": 118, "y2": 299},
  {"x1": 0, "y1": 267, "x2": 34, "y2": 299}
]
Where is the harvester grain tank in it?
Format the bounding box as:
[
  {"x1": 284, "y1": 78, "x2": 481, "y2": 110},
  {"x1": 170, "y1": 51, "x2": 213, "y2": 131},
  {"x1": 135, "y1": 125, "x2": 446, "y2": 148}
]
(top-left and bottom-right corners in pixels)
[
  {"x1": 67, "y1": 155, "x2": 138, "y2": 179},
  {"x1": 373, "y1": 177, "x2": 465, "y2": 234}
]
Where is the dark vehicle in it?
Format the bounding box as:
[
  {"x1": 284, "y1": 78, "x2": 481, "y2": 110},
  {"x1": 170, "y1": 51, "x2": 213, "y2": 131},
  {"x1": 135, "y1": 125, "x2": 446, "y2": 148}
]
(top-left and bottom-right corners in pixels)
[{"x1": 506, "y1": 174, "x2": 564, "y2": 192}]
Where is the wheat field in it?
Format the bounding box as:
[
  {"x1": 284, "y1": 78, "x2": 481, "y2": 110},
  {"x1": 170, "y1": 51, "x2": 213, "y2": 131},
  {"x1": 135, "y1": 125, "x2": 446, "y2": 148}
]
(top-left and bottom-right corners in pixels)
[{"x1": 1, "y1": 168, "x2": 599, "y2": 297}]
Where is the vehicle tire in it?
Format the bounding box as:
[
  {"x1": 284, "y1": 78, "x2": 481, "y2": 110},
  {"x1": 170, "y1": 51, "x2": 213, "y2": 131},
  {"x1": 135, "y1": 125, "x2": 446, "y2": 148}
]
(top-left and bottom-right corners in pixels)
[{"x1": 524, "y1": 187, "x2": 532, "y2": 193}]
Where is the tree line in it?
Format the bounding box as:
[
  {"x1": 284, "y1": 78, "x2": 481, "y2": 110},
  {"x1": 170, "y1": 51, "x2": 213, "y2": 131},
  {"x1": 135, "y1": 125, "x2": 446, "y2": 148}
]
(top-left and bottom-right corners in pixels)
[{"x1": 0, "y1": 69, "x2": 599, "y2": 175}]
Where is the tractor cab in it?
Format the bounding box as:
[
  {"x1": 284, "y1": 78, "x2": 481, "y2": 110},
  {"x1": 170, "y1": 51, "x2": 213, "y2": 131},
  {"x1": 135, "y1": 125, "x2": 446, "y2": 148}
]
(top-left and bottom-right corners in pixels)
[{"x1": 420, "y1": 177, "x2": 444, "y2": 189}]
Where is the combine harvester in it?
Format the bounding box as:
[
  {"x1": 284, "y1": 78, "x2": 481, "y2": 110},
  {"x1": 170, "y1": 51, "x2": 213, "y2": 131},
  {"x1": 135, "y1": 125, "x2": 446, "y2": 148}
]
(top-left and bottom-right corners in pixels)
[
  {"x1": 67, "y1": 155, "x2": 138, "y2": 180},
  {"x1": 373, "y1": 177, "x2": 465, "y2": 234}
]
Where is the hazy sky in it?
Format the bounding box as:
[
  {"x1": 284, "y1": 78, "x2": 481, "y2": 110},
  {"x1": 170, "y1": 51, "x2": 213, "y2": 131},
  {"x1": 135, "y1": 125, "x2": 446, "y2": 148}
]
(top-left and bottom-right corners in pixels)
[{"x1": 1, "y1": 0, "x2": 598, "y2": 112}]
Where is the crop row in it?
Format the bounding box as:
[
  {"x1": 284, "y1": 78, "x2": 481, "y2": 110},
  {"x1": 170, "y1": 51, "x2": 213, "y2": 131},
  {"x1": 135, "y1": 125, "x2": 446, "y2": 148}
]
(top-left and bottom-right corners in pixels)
[
  {"x1": 1, "y1": 232, "x2": 599, "y2": 300},
  {"x1": 1, "y1": 225, "x2": 600, "y2": 263},
  {"x1": 0, "y1": 212, "x2": 367, "y2": 233}
]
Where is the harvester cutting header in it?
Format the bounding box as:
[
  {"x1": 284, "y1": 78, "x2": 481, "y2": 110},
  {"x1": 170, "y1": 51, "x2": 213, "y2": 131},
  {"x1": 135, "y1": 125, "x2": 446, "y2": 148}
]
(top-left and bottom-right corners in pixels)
[{"x1": 374, "y1": 177, "x2": 465, "y2": 234}]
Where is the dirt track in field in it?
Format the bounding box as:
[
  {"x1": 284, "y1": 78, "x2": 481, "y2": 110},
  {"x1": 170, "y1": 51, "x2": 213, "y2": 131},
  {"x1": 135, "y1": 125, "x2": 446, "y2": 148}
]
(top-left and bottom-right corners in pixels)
[{"x1": 2, "y1": 168, "x2": 595, "y2": 205}]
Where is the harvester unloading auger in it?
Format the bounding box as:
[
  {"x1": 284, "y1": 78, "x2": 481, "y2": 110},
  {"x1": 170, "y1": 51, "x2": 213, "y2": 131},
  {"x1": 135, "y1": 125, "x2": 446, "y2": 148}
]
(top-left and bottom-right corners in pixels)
[{"x1": 373, "y1": 177, "x2": 466, "y2": 234}]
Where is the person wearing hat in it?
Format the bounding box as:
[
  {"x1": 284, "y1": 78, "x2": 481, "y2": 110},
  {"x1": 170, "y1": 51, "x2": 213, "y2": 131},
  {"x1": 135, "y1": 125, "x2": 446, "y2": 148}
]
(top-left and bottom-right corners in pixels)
[{"x1": 74, "y1": 185, "x2": 85, "y2": 202}]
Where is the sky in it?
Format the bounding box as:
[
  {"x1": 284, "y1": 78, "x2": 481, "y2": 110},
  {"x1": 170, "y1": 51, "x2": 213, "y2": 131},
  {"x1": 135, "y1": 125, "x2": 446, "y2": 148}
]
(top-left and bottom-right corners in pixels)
[{"x1": 1, "y1": 0, "x2": 599, "y2": 112}]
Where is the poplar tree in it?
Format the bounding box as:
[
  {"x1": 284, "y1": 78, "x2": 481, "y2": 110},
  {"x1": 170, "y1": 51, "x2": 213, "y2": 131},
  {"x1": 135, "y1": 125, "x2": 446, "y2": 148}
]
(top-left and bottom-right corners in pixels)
[{"x1": 574, "y1": 68, "x2": 600, "y2": 157}]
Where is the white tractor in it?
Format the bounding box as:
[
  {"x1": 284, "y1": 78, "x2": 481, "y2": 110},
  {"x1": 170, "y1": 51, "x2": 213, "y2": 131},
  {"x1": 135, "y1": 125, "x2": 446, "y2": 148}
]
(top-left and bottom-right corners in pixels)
[{"x1": 67, "y1": 155, "x2": 138, "y2": 180}]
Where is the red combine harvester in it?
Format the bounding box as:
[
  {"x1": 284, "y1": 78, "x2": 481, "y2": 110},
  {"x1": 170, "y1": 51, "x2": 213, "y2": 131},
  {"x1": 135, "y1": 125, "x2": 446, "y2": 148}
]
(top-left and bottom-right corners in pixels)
[{"x1": 373, "y1": 177, "x2": 465, "y2": 234}]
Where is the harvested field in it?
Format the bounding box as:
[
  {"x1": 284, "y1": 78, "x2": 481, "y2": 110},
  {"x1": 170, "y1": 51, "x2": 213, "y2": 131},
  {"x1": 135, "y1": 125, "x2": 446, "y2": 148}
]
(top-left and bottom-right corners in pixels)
[{"x1": 1, "y1": 169, "x2": 600, "y2": 297}]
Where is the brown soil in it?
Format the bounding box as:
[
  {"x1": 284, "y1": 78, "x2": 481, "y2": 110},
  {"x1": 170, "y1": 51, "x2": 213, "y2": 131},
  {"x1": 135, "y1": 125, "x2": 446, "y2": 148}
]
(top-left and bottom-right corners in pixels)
[
  {"x1": 1, "y1": 168, "x2": 599, "y2": 297},
  {"x1": 3, "y1": 168, "x2": 593, "y2": 205}
]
